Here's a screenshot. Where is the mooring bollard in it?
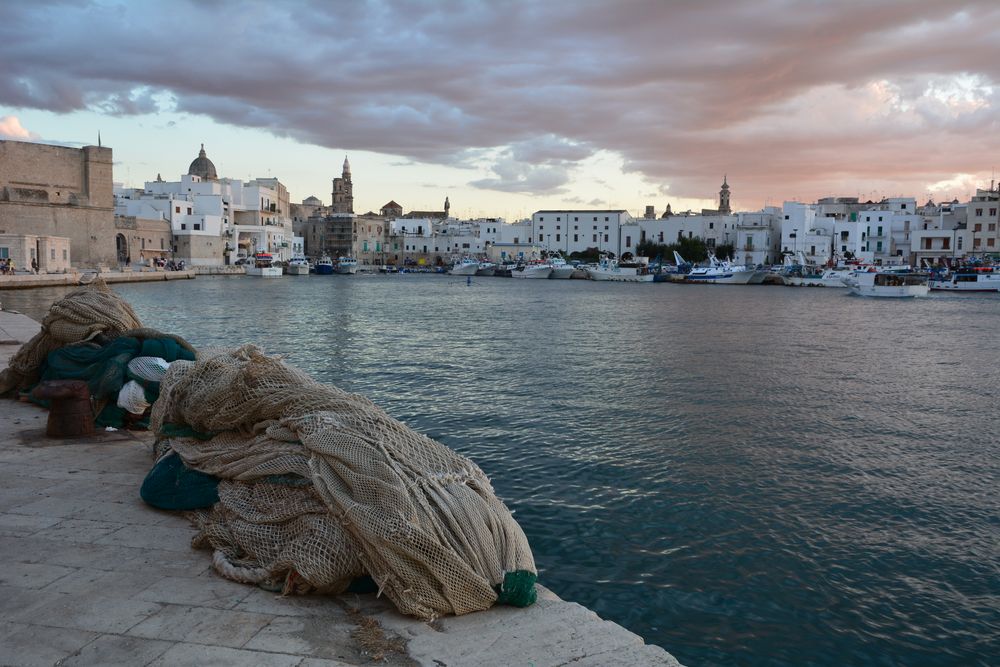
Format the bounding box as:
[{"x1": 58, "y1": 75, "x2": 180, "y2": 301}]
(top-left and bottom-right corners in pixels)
[{"x1": 30, "y1": 379, "x2": 95, "y2": 437}]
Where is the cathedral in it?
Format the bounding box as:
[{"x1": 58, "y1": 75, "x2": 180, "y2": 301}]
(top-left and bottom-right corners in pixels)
[{"x1": 331, "y1": 156, "x2": 353, "y2": 214}]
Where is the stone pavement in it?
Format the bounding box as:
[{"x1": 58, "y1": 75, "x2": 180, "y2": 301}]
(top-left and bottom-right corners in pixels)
[{"x1": 0, "y1": 311, "x2": 681, "y2": 667}]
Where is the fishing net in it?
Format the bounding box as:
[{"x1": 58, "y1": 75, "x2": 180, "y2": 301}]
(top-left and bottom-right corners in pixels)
[
  {"x1": 153, "y1": 345, "x2": 537, "y2": 619},
  {"x1": 0, "y1": 281, "x2": 144, "y2": 395}
]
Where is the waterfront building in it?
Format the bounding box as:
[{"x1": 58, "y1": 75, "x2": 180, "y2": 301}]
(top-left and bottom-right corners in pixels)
[
  {"x1": 114, "y1": 146, "x2": 294, "y2": 266},
  {"x1": 780, "y1": 201, "x2": 833, "y2": 264},
  {"x1": 0, "y1": 139, "x2": 116, "y2": 268},
  {"x1": 910, "y1": 199, "x2": 972, "y2": 267},
  {"x1": 0, "y1": 233, "x2": 71, "y2": 273},
  {"x1": 967, "y1": 187, "x2": 1000, "y2": 255},
  {"x1": 530, "y1": 210, "x2": 633, "y2": 257},
  {"x1": 734, "y1": 208, "x2": 783, "y2": 265}
]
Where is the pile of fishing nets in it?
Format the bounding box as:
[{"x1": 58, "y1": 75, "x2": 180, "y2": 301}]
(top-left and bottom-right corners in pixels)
[
  {"x1": 4, "y1": 283, "x2": 538, "y2": 619},
  {"x1": 0, "y1": 281, "x2": 196, "y2": 427}
]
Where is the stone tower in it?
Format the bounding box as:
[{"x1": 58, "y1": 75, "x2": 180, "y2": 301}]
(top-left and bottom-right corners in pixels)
[
  {"x1": 331, "y1": 156, "x2": 354, "y2": 214},
  {"x1": 719, "y1": 175, "x2": 731, "y2": 215}
]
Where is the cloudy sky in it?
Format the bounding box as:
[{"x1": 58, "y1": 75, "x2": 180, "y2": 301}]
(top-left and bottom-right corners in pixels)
[{"x1": 2, "y1": 0, "x2": 1000, "y2": 218}]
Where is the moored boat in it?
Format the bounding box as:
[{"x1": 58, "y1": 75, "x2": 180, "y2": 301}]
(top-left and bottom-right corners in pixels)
[
  {"x1": 928, "y1": 266, "x2": 1000, "y2": 292},
  {"x1": 511, "y1": 261, "x2": 553, "y2": 279},
  {"x1": 586, "y1": 256, "x2": 654, "y2": 282},
  {"x1": 245, "y1": 252, "x2": 283, "y2": 278},
  {"x1": 286, "y1": 256, "x2": 310, "y2": 275},
  {"x1": 334, "y1": 256, "x2": 358, "y2": 274},
  {"x1": 314, "y1": 256, "x2": 334, "y2": 274},
  {"x1": 842, "y1": 270, "x2": 929, "y2": 297},
  {"x1": 475, "y1": 261, "x2": 496, "y2": 276},
  {"x1": 450, "y1": 257, "x2": 480, "y2": 275},
  {"x1": 549, "y1": 256, "x2": 576, "y2": 279}
]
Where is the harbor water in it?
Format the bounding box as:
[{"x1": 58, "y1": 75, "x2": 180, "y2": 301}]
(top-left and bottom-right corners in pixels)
[{"x1": 7, "y1": 276, "x2": 998, "y2": 666}]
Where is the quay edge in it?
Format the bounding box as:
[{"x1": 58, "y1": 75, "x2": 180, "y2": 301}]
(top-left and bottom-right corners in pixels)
[{"x1": 0, "y1": 309, "x2": 682, "y2": 667}]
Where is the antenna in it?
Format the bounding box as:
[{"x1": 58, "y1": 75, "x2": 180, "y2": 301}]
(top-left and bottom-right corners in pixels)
[{"x1": 97, "y1": 131, "x2": 101, "y2": 147}]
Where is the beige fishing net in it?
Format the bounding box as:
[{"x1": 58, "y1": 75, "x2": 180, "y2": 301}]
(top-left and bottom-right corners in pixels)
[
  {"x1": 0, "y1": 281, "x2": 143, "y2": 394},
  {"x1": 153, "y1": 344, "x2": 537, "y2": 619}
]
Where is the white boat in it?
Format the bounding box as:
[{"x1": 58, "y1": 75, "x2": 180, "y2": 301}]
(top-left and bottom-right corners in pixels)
[
  {"x1": 586, "y1": 257, "x2": 654, "y2": 282},
  {"x1": 334, "y1": 256, "x2": 358, "y2": 274},
  {"x1": 245, "y1": 252, "x2": 283, "y2": 278},
  {"x1": 450, "y1": 257, "x2": 480, "y2": 275},
  {"x1": 928, "y1": 266, "x2": 1000, "y2": 292},
  {"x1": 511, "y1": 262, "x2": 553, "y2": 279},
  {"x1": 549, "y1": 256, "x2": 576, "y2": 279},
  {"x1": 684, "y1": 254, "x2": 755, "y2": 284},
  {"x1": 475, "y1": 261, "x2": 496, "y2": 276},
  {"x1": 842, "y1": 271, "x2": 929, "y2": 298},
  {"x1": 286, "y1": 256, "x2": 310, "y2": 275},
  {"x1": 314, "y1": 256, "x2": 334, "y2": 274}
]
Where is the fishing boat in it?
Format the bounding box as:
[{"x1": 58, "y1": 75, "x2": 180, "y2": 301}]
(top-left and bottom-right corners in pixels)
[
  {"x1": 511, "y1": 261, "x2": 553, "y2": 279},
  {"x1": 285, "y1": 256, "x2": 310, "y2": 275},
  {"x1": 841, "y1": 270, "x2": 929, "y2": 298},
  {"x1": 475, "y1": 261, "x2": 496, "y2": 276},
  {"x1": 313, "y1": 256, "x2": 334, "y2": 275},
  {"x1": 928, "y1": 266, "x2": 1000, "y2": 292},
  {"x1": 334, "y1": 256, "x2": 358, "y2": 274},
  {"x1": 450, "y1": 257, "x2": 480, "y2": 275},
  {"x1": 245, "y1": 252, "x2": 282, "y2": 278},
  {"x1": 549, "y1": 256, "x2": 576, "y2": 279},
  {"x1": 684, "y1": 254, "x2": 755, "y2": 284},
  {"x1": 586, "y1": 256, "x2": 654, "y2": 282}
]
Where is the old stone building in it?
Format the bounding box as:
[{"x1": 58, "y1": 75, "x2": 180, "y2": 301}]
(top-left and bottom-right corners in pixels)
[{"x1": 0, "y1": 139, "x2": 116, "y2": 268}]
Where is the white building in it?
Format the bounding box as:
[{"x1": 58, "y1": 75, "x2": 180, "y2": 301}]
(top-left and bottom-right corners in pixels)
[
  {"x1": 530, "y1": 210, "x2": 633, "y2": 257},
  {"x1": 113, "y1": 146, "x2": 294, "y2": 266},
  {"x1": 780, "y1": 202, "x2": 833, "y2": 264}
]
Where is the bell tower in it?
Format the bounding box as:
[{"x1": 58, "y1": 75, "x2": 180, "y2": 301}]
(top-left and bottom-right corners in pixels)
[
  {"x1": 331, "y1": 155, "x2": 354, "y2": 214},
  {"x1": 719, "y1": 175, "x2": 731, "y2": 215}
]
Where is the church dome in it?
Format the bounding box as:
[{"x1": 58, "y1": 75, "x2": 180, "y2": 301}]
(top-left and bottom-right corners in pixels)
[{"x1": 188, "y1": 144, "x2": 218, "y2": 180}]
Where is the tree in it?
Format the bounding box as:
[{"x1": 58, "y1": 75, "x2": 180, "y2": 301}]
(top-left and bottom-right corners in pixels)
[
  {"x1": 714, "y1": 243, "x2": 735, "y2": 260},
  {"x1": 635, "y1": 236, "x2": 709, "y2": 263}
]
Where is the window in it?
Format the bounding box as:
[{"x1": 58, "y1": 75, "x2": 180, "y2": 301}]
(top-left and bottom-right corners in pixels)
[
  {"x1": 810, "y1": 245, "x2": 816, "y2": 255},
  {"x1": 877, "y1": 226, "x2": 883, "y2": 236},
  {"x1": 974, "y1": 238, "x2": 982, "y2": 248},
  {"x1": 840, "y1": 231, "x2": 849, "y2": 240},
  {"x1": 604, "y1": 217, "x2": 609, "y2": 222},
  {"x1": 974, "y1": 223, "x2": 982, "y2": 232},
  {"x1": 573, "y1": 234, "x2": 578, "y2": 242},
  {"x1": 539, "y1": 217, "x2": 544, "y2": 222},
  {"x1": 513, "y1": 237, "x2": 519, "y2": 244},
  {"x1": 0, "y1": 247, "x2": 8, "y2": 259},
  {"x1": 187, "y1": 207, "x2": 192, "y2": 215},
  {"x1": 658, "y1": 232, "x2": 664, "y2": 242},
  {"x1": 180, "y1": 224, "x2": 186, "y2": 230},
  {"x1": 574, "y1": 225, "x2": 578, "y2": 230},
  {"x1": 709, "y1": 222, "x2": 714, "y2": 229},
  {"x1": 990, "y1": 238, "x2": 996, "y2": 247},
  {"x1": 62, "y1": 249, "x2": 67, "y2": 260},
  {"x1": 626, "y1": 236, "x2": 631, "y2": 246},
  {"x1": 556, "y1": 225, "x2": 560, "y2": 230},
  {"x1": 193, "y1": 224, "x2": 201, "y2": 231},
  {"x1": 688, "y1": 231, "x2": 693, "y2": 239},
  {"x1": 842, "y1": 245, "x2": 847, "y2": 252},
  {"x1": 943, "y1": 238, "x2": 951, "y2": 249},
  {"x1": 604, "y1": 225, "x2": 609, "y2": 230},
  {"x1": 556, "y1": 217, "x2": 561, "y2": 222},
  {"x1": 574, "y1": 217, "x2": 578, "y2": 222},
  {"x1": 901, "y1": 203, "x2": 907, "y2": 209},
  {"x1": 175, "y1": 206, "x2": 180, "y2": 213},
  {"x1": 604, "y1": 234, "x2": 609, "y2": 242},
  {"x1": 876, "y1": 241, "x2": 883, "y2": 252},
  {"x1": 865, "y1": 216, "x2": 871, "y2": 222},
  {"x1": 556, "y1": 234, "x2": 561, "y2": 242},
  {"x1": 784, "y1": 215, "x2": 789, "y2": 220},
  {"x1": 976, "y1": 208, "x2": 983, "y2": 216},
  {"x1": 991, "y1": 224, "x2": 997, "y2": 232},
  {"x1": 539, "y1": 225, "x2": 544, "y2": 230},
  {"x1": 51, "y1": 248, "x2": 55, "y2": 260},
  {"x1": 878, "y1": 216, "x2": 883, "y2": 222},
  {"x1": 991, "y1": 208, "x2": 997, "y2": 216},
  {"x1": 707, "y1": 238, "x2": 715, "y2": 248},
  {"x1": 593, "y1": 234, "x2": 597, "y2": 242},
  {"x1": 593, "y1": 217, "x2": 597, "y2": 221}
]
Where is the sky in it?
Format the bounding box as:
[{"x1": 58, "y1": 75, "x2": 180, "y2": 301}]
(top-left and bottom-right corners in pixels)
[{"x1": 2, "y1": 0, "x2": 1000, "y2": 220}]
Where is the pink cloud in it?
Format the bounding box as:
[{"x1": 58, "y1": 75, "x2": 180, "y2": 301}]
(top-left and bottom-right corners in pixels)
[{"x1": 0, "y1": 115, "x2": 40, "y2": 140}]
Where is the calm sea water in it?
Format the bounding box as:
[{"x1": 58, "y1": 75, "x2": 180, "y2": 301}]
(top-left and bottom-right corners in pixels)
[{"x1": 7, "y1": 276, "x2": 998, "y2": 666}]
